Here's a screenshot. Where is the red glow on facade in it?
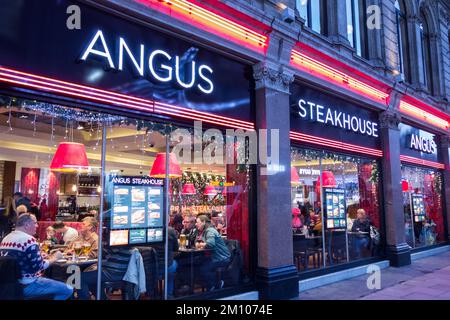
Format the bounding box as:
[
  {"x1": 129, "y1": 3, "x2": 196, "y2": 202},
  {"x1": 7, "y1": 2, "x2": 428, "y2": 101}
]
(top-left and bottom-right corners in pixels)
[
  {"x1": 0, "y1": 67, "x2": 254, "y2": 131},
  {"x1": 290, "y1": 49, "x2": 389, "y2": 104},
  {"x1": 136, "y1": 0, "x2": 268, "y2": 53},
  {"x1": 399, "y1": 100, "x2": 449, "y2": 130},
  {"x1": 400, "y1": 155, "x2": 445, "y2": 170},
  {"x1": 290, "y1": 131, "x2": 383, "y2": 157}
]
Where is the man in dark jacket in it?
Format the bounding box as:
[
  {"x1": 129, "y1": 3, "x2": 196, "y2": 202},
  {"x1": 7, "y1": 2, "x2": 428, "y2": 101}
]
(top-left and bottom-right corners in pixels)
[
  {"x1": 351, "y1": 209, "x2": 371, "y2": 258},
  {"x1": 13, "y1": 192, "x2": 31, "y2": 211}
]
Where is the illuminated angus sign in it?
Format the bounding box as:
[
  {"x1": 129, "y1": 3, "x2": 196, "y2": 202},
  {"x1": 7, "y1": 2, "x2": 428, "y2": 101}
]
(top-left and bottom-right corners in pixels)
[
  {"x1": 290, "y1": 83, "x2": 381, "y2": 150},
  {"x1": 80, "y1": 30, "x2": 214, "y2": 94},
  {"x1": 399, "y1": 123, "x2": 440, "y2": 162},
  {"x1": 0, "y1": 0, "x2": 252, "y2": 122}
]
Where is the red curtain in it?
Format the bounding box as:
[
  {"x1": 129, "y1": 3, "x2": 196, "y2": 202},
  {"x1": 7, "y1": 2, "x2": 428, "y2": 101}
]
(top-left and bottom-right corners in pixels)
[
  {"x1": 20, "y1": 168, "x2": 40, "y2": 204},
  {"x1": 358, "y1": 163, "x2": 380, "y2": 229},
  {"x1": 423, "y1": 174, "x2": 444, "y2": 242},
  {"x1": 226, "y1": 163, "x2": 250, "y2": 274},
  {"x1": 45, "y1": 171, "x2": 60, "y2": 221}
]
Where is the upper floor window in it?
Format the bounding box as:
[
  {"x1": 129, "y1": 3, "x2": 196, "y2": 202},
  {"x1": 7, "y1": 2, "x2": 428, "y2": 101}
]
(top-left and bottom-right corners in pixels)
[
  {"x1": 296, "y1": 0, "x2": 326, "y2": 35},
  {"x1": 419, "y1": 14, "x2": 433, "y2": 93},
  {"x1": 395, "y1": 0, "x2": 410, "y2": 82},
  {"x1": 346, "y1": 0, "x2": 368, "y2": 58}
]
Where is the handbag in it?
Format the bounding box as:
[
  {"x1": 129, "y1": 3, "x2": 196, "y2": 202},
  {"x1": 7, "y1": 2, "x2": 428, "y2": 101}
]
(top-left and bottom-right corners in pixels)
[{"x1": 370, "y1": 225, "x2": 381, "y2": 246}]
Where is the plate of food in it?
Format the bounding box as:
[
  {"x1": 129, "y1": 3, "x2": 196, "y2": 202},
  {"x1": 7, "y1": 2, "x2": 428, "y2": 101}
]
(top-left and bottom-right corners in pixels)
[
  {"x1": 113, "y1": 206, "x2": 129, "y2": 213},
  {"x1": 148, "y1": 202, "x2": 160, "y2": 210},
  {"x1": 113, "y1": 215, "x2": 128, "y2": 225},
  {"x1": 114, "y1": 188, "x2": 129, "y2": 195},
  {"x1": 132, "y1": 188, "x2": 145, "y2": 202},
  {"x1": 131, "y1": 209, "x2": 145, "y2": 224}
]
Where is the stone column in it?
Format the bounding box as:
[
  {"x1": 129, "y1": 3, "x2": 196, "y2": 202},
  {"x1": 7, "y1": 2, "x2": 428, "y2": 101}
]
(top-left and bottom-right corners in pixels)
[
  {"x1": 365, "y1": 0, "x2": 384, "y2": 66},
  {"x1": 379, "y1": 110, "x2": 411, "y2": 267},
  {"x1": 326, "y1": 0, "x2": 352, "y2": 47},
  {"x1": 439, "y1": 136, "x2": 450, "y2": 242},
  {"x1": 253, "y1": 62, "x2": 298, "y2": 300},
  {"x1": 406, "y1": 14, "x2": 427, "y2": 89}
]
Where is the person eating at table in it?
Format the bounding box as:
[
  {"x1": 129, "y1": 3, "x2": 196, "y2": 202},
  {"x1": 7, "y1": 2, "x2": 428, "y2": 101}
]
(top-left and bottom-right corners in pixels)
[
  {"x1": 0, "y1": 213, "x2": 73, "y2": 300},
  {"x1": 52, "y1": 221, "x2": 79, "y2": 245},
  {"x1": 195, "y1": 214, "x2": 231, "y2": 291},
  {"x1": 66, "y1": 217, "x2": 99, "y2": 259}
]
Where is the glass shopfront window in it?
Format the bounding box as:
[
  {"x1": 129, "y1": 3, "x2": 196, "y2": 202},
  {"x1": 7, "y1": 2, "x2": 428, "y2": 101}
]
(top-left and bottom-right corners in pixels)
[
  {"x1": 402, "y1": 165, "x2": 445, "y2": 248},
  {"x1": 291, "y1": 147, "x2": 382, "y2": 272},
  {"x1": 0, "y1": 95, "x2": 252, "y2": 300}
]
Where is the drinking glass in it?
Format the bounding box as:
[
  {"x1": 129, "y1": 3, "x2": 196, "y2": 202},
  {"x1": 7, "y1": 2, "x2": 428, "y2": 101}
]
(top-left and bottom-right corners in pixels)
[
  {"x1": 73, "y1": 241, "x2": 83, "y2": 260},
  {"x1": 82, "y1": 242, "x2": 92, "y2": 258},
  {"x1": 180, "y1": 234, "x2": 186, "y2": 248}
]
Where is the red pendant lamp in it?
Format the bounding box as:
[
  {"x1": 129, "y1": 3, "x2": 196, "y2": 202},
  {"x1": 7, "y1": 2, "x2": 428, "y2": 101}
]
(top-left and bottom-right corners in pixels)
[
  {"x1": 203, "y1": 185, "x2": 217, "y2": 196},
  {"x1": 402, "y1": 180, "x2": 410, "y2": 192},
  {"x1": 317, "y1": 171, "x2": 337, "y2": 187},
  {"x1": 150, "y1": 153, "x2": 182, "y2": 178},
  {"x1": 291, "y1": 167, "x2": 300, "y2": 185},
  {"x1": 50, "y1": 142, "x2": 89, "y2": 172},
  {"x1": 182, "y1": 183, "x2": 196, "y2": 195}
]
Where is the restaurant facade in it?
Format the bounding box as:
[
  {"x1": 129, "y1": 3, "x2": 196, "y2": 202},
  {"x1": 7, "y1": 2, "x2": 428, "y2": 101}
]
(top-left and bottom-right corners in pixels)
[{"x1": 0, "y1": 0, "x2": 449, "y2": 300}]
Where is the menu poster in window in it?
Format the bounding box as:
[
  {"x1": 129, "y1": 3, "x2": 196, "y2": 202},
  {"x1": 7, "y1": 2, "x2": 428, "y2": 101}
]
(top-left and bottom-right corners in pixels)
[
  {"x1": 110, "y1": 176, "x2": 164, "y2": 231},
  {"x1": 112, "y1": 187, "x2": 131, "y2": 229},
  {"x1": 411, "y1": 194, "x2": 426, "y2": 222},
  {"x1": 147, "y1": 228, "x2": 164, "y2": 243},
  {"x1": 148, "y1": 187, "x2": 163, "y2": 227},
  {"x1": 324, "y1": 188, "x2": 347, "y2": 229},
  {"x1": 130, "y1": 229, "x2": 147, "y2": 244}
]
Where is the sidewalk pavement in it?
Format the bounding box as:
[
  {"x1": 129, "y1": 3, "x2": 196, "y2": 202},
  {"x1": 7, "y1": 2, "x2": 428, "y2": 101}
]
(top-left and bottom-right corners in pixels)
[{"x1": 295, "y1": 250, "x2": 450, "y2": 300}]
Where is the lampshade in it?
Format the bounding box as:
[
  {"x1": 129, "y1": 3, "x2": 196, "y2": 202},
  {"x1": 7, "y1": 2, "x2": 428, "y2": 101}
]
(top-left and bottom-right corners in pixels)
[
  {"x1": 50, "y1": 142, "x2": 89, "y2": 172},
  {"x1": 149, "y1": 153, "x2": 182, "y2": 178},
  {"x1": 182, "y1": 183, "x2": 196, "y2": 195},
  {"x1": 402, "y1": 180, "x2": 410, "y2": 192},
  {"x1": 317, "y1": 171, "x2": 337, "y2": 187},
  {"x1": 203, "y1": 185, "x2": 217, "y2": 196},
  {"x1": 291, "y1": 167, "x2": 300, "y2": 185}
]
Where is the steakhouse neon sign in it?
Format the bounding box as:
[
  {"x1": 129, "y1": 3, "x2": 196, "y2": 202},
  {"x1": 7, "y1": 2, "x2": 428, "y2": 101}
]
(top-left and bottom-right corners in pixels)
[{"x1": 80, "y1": 30, "x2": 214, "y2": 94}]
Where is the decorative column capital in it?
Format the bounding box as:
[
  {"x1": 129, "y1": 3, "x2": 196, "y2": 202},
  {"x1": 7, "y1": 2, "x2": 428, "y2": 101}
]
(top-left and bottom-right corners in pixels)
[
  {"x1": 440, "y1": 135, "x2": 450, "y2": 148},
  {"x1": 253, "y1": 63, "x2": 294, "y2": 94},
  {"x1": 379, "y1": 111, "x2": 401, "y2": 130}
]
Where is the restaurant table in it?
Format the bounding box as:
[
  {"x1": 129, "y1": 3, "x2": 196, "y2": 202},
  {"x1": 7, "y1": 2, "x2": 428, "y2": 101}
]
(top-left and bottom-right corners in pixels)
[
  {"x1": 176, "y1": 247, "x2": 212, "y2": 294},
  {"x1": 46, "y1": 256, "x2": 98, "y2": 283}
]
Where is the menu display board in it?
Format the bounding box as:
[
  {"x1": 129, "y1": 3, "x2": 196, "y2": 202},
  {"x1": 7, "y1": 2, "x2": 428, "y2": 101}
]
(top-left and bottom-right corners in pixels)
[
  {"x1": 411, "y1": 194, "x2": 426, "y2": 222},
  {"x1": 110, "y1": 176, "x2": 164, "y2": 246},
  {"x1": 324, "y1": 188, "x2": 347, "y2": 229}
]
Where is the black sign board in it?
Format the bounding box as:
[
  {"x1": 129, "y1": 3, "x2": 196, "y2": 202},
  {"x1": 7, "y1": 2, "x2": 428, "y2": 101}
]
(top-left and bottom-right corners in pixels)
[
  {"x1": 0, "y1": 0, "x2": 253, "y2": 122},
  {"x1": 399, "y1": 123, "x2": 441, "y2": 163},
  {"x1": 290, "y1": 83, "x2": 380, "y2": 150},
  {"x1": 324, "y1": 188, "x2": 347, "y2": 230}
]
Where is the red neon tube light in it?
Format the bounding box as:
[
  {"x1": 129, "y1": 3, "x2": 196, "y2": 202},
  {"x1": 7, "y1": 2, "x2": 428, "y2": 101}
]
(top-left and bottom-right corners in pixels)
[
  {"x1": 0, "y1": 67, "x2": 254, "y2": 131},
  {"x1": 399, "y1": 100, "x2": 449, "y2": 130},
  {"x1": 400, "y1": 155, "x2": 445, "y2": 170},
  {"x1": 137, "y1": 0, "x2": 268, "y2": 51},
  {"x1": 291, "y1": 50, "x2": 389, "y2": 104},
  {"x1": 290, "y1": 131, "x2": 383, "y2": 157}
]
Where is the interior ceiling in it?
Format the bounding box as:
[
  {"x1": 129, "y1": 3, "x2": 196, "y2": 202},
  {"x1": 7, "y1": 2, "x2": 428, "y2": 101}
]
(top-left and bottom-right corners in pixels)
[{"x1": 0, "y1": 105, "x2": 226, "y2": 175}]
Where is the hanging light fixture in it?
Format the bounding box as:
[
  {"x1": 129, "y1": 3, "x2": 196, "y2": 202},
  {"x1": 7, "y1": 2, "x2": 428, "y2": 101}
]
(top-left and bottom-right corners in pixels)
[
  {"x1": 149, "y1": 152, "x2": 182, "y2": 178},
  {"x1": 291, "y1": 166, "x2": 300, "y2": 185},
  {"x1": 317, "y1": 171, "x2": 337, "y2": 187},
  {"x1": 203, "y1": 185, "x2": 217, "y2": 196},
  {"x1": 182, "y1": 183, "x2": 196, "y2": 195},
  {"x1": 402, "y1": 180, "x2": 410, "y2": 192},
  {"x1": 50, "y1": 142, "x2": 89, "y2": 172}
]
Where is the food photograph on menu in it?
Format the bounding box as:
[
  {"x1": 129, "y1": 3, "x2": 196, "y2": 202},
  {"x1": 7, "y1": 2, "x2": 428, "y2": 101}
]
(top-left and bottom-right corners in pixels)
[
  {"x1": 130, "y1": 229, "x2": 147, "y2": 244},
  {"x1": 110, "y1": 229, "x2": 129, "y2": 246},
  {"x1": 131, "y1": 208, "x2": 146, "y2": 227}
]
